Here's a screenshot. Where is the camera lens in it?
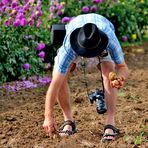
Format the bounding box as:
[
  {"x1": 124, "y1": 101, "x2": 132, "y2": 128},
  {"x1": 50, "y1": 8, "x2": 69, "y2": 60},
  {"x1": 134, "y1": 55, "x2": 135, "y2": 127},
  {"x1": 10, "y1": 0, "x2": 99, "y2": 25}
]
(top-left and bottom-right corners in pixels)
[
  {"x1": 88, "y1": 89, "x2": 107, "y2": 114},
  {"x1": 96, "y1": 98, "x2": 107, "y2": 114},
  {"x1": 95, "y1": 90, "x2": 107, "y2": 114}
]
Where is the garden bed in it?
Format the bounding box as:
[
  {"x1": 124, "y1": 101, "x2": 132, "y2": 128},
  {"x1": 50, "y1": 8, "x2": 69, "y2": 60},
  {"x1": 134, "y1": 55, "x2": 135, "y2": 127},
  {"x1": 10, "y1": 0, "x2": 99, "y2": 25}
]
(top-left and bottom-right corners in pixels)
[{"x1": 0, "y1": 42, "x2": 148, "y2": 148}]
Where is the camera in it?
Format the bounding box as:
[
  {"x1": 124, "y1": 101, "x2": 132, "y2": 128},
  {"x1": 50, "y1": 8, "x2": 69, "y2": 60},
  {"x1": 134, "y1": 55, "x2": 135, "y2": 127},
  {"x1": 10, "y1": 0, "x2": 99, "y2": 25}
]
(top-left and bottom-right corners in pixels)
[
  {"x1": 51, "y1": 24, "x2": 66, "y2": 45},
  {"x1": 88, "y1": 88, "x2": 107, "y2": 114}
]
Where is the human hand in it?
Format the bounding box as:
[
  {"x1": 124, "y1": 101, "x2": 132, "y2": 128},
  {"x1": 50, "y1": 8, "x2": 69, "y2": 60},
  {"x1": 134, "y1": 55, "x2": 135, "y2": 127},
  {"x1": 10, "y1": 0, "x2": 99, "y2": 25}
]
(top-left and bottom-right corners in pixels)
[
  {"x1": 109, "y1": 72, "x2": 125, "y2": 89},
  {"x1": 42, "y1": 117, "x2": 57, "y2": 137}
]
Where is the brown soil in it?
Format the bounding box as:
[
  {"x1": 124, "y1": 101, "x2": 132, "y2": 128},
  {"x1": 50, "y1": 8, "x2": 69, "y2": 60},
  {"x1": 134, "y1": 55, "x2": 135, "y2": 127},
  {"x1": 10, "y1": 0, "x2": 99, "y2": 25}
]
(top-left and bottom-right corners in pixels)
[{"x1": 0, "y1": 42, "x2": 148, "y2": 148}]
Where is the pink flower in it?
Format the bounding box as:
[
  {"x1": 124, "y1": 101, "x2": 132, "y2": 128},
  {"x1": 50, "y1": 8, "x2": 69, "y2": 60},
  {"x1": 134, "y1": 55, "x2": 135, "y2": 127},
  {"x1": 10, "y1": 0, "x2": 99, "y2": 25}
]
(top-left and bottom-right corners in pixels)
[
  {"x1": 0, "y1": 2, "x2": 4, "y2": 7},
  {"x1": 47, "y1": 63, "x2": 51, "y2": 69},
  {"x1": 30, "y1": 13, "x2": 35, "y2": 19},
  {"x1": 20, "y1": 18, "x2": 27, "y2": 26},
  {"x1": 93, "y1": 0, "x2": 103, "y2": 4},
  {"x1": 36, "y1": 43, "x2": 45, "y2": 50},
  {"x1": 38, "y1": 76, "x2": 51, "y2": 84},
  {"x1": 3, "y1": 19, "x2": 11, "y2": 26},
  {"x1": 90, "y1": 5, "x2": 97, "y2": 12},
  {"x1": 23, "y1": 0, "x2": 28, "y2": 4},
  {"x1": 61, "y1": 17, "x2": 70, "y2": 23},
  {"x1": 56, "y1": 4, "x2": 64, "y2": 10},
  {"x1": 36, "y1": 19, "x2": 42, "y2": 28},
  {"x1": 82, "y1": 6, "x2": 89, "y2": 13},
  {"x1": 11, "y1": 2, "x2": 18, "y2": 8},
  {"x1": 49, "y1": 13, "x2": 54, "y2": 20},
  {"x1": 28, "y1": 19, "x2": 34, "y2": 26},
  {"x1": 23, "y1": 3, "x2": 30, "y2": 11},
  {"x1": 56, "y1": 9, "x2": 64, "y2": 16},
  {"x1": 38, "y1": 51, "x2": 45, "y2": 58},
  {"x1": 1, "y1": 6, "x2": 6, "y2": 12},
  {"x1": 22, "y1": 63, "x2": 30, "y2": 71},
  {"x1": 36, "y1": 10, "x2": 42, "y2": 17},
  {"x1": 2, "y1": 0, "x2": 8, "y2": 5},
  {"x1": 49, "y1": 6, "x2": 55, "y2": 12},
  {"x1": 13, "y1": 19, "x2": 21, "y2": 27},
  {"x1": 122, "y1": 35, "x2": 128, "y2": 42},
  {"x1": 16, "y1": 13, "x2": 24, "y2": 19}
]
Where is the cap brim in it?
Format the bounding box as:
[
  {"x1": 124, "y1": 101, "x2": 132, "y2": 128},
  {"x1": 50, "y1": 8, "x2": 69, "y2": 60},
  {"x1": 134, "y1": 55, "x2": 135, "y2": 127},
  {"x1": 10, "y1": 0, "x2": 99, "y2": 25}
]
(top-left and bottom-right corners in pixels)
[{"x1": 70, "y1": 27, "x2": 108, "y2": 58}]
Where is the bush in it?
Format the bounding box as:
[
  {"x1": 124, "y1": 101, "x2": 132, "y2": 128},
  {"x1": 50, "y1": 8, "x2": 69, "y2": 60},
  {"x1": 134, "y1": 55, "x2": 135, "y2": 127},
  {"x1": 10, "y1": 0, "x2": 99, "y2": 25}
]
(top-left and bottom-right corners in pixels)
[
  {"x1": 0, "y1": 26, "x2": 43, "y2": 83},
  {"x1": 0, "y1": 0, "x2": 52, "y2": 84},
  {"x1": 48, "y1": 0, "x2": 148, "y2": 41},
  {"x1": 0, "y1": 0, "x2": 147, "y2": 84}
]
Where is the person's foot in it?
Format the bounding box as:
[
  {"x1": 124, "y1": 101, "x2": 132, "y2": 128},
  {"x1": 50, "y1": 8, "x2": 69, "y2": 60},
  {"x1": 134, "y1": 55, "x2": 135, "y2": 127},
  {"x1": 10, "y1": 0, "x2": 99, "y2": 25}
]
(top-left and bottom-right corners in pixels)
[
  {"x1": 101, "y1": 124, "x2": 120, "y2": 142},
  {"x1": 58, "y1": 120, "x2": 77, "y2": 137},
  {"x1": 59, "y1": 124, "x2": 72, "y2": 136}
]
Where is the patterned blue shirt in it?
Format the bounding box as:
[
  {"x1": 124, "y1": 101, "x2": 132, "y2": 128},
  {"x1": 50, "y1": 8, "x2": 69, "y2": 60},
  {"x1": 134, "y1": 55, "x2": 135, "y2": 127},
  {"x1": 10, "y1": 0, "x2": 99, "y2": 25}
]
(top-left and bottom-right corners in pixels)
[{"x1": 54, "y1": 13, "x2": 124, "y2": 74}]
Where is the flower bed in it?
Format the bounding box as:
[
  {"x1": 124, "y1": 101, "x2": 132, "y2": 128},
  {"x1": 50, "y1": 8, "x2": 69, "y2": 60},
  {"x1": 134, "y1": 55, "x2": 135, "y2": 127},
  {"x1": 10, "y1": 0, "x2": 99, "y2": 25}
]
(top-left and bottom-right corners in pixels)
[{"x1": 0, "y1": 0, "x2": 147, "y2": 84}]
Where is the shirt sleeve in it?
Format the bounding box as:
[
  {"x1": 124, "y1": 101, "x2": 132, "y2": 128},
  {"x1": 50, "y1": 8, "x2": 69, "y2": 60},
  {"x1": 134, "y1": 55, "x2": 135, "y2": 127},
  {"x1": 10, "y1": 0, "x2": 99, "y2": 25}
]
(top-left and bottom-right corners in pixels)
[
  {"x1": 107, "y1": 33, "x2": 124, "y2": 64},
  {"x1": 54, "y1": 37, "x2": 77, "y2": 74}
]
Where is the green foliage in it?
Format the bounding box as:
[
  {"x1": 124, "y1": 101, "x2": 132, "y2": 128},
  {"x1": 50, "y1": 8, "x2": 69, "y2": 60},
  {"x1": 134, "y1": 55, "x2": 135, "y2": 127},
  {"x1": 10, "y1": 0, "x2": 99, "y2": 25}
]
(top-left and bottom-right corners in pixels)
[
  {"x1": 134, "y1": 125, "x2": 147, "y2": 146},
  {"x1": 134, "y1": 132, "x2": 144, "y2": 145},
  {"x1": 106, "y1": 1, "x2": 148, "y2": 41},
  {"x1": 0, "y1": 26, "x2": 45, "y2": 84},
  {"x1": 122, "y1": 125, "x2": 148, "y2": 146},
  {"x1": 0, "y1": 0, "x2": 148, "y2": 84},
  {"x1": 62, "y1": 0, "x2": 148, "y2": 41}
]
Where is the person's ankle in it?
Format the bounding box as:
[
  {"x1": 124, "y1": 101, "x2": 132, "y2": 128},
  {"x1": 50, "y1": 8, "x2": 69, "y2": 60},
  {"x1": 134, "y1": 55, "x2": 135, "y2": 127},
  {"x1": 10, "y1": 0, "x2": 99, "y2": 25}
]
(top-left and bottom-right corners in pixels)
[
  {"x1": 64, "y1": 118, "x2": 73, "y2": 122},
  {"x1": 105, "y1": 121, "x2": 115, "y2": 127}
]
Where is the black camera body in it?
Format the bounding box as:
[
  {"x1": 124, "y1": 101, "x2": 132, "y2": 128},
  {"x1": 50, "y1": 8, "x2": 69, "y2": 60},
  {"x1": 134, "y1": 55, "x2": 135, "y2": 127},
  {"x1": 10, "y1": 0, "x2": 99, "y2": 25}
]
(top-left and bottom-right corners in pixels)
[
  {"x1": 88, "y1": 88, "x2": 107, "y2": 114},
  {"x1": 50, "y1": 24, "x2": 66, "y2": 45}
]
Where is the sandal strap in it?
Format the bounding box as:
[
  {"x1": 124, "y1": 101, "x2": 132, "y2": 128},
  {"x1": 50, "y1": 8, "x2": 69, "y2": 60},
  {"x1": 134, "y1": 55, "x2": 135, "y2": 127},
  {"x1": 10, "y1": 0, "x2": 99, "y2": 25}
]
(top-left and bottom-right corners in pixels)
[
  {"x1": 58, "y1": 120, "x2": 77, "y2": 135},
  {"x1": 103, "y1": 134, "x2": 116, "y2": 137},
  {"x1": 104, "y1": 124, "x2": 120, "y2": 135},
  {"x1": 58, "y1": 130, "x2": 74, "y2": 135}
]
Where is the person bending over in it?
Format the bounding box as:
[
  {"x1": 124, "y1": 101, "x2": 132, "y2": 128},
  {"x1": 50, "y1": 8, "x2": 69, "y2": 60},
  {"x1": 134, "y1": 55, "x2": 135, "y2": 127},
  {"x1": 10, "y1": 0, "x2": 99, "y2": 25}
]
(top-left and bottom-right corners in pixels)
[{"x1": 43, "y1": 13, "x2": 129, "y2": 141}]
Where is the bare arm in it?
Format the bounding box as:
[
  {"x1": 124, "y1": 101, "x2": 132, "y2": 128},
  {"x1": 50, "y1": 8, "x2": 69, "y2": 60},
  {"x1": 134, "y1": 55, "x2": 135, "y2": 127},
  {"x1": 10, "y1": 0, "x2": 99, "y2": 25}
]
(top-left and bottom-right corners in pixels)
[
  {"x1": 115, "y1": 60, "x2": 129, "y2": 81},
  {"x1": 44, "y1": 70, "x2": 67, "y2": 118},
  {"x1": 110, "y1": 60, "x2": 129, "y2": 89},
  {"x1": 43, "y1": 70, "x2": 67, "y2": 135}
]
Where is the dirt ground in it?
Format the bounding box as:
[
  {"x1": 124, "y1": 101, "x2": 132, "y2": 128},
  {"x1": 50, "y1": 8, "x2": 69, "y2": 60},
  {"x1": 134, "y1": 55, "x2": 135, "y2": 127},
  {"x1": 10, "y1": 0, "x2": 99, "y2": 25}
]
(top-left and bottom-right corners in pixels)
[{"x1": 0, "y1": 42, "x2": 148, "y2": 148}]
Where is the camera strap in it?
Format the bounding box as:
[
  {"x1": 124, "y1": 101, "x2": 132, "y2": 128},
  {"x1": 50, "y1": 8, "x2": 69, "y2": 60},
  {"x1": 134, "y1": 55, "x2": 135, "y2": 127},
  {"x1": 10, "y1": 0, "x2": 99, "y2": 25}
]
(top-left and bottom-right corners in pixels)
[
  {"x1": 80, "y1": 57, "x2": 89, "y2": 96},
  {"x1": 80, "y1": 57, "x2": 105, "y2": 96},
  {"x1": 98, "y1": 56, "x2": 105, "y2": 93}
]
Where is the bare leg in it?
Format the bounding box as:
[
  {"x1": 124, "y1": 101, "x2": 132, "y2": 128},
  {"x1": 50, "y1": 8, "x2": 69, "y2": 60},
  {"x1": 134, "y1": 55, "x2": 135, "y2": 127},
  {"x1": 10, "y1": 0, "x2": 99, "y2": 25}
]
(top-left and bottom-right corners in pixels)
[
  {"x1": 58, "y1": 77, "x2": 73, "y2": 121},
  {"x1": 56, "y1": 64, "x2": 75, "y2": 135},
  {"x1": 100, "y1": 61, "x2": 117, "y2": 136}
]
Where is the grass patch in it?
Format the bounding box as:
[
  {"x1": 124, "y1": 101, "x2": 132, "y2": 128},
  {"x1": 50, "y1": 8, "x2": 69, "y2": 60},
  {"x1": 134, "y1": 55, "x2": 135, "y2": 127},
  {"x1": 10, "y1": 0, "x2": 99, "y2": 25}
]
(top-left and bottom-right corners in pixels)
[
  {"x1": 118, "y1": 90, "x2": 126, "y2": 97},
  {"x1": 134, "y1": 125, "x2": 148, "y2": 146},
  {"x1": 126, "y1": 93, "x2": 140, "y2": 101}
]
